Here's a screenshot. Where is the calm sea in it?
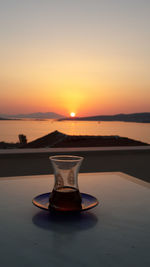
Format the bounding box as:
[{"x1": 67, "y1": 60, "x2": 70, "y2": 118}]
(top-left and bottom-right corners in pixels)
[{"x1": 0, "y1": 120, "x2": 150, "y2": 144}]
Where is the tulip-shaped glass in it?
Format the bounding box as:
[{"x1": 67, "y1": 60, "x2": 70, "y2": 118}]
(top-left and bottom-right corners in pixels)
[{"x1": 49, "y1": 155, "x2": 83, "y2": 211}]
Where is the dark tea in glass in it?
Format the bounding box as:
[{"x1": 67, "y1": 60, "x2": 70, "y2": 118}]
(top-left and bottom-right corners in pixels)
[{"x1": 49, "y1": 186, "x2": 82, "y2": 211}]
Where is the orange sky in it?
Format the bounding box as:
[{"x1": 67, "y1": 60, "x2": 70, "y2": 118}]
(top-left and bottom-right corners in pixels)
[{"x1": 0, "y1": 1, "x2": 150, "y2": 116}]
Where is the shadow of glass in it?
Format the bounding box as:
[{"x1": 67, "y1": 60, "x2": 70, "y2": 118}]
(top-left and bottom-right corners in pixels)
[{"x1": 32, "y1": 210, "x2": 98, "y2": 234}]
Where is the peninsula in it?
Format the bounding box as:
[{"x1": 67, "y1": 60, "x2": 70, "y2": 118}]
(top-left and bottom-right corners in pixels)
[{"x1": 58, "y1": 112, "x2": 150, "y2": 123}]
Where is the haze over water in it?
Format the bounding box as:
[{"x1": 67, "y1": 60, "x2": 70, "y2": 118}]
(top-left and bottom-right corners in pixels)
[{"x1": 0, "y1": 120, "x2": 150, "y2": 144}]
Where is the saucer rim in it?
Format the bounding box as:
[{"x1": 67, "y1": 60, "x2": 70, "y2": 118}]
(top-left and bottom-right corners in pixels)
[{"x1": 32, "y1": 192, "x2": 99, "y2": 212}]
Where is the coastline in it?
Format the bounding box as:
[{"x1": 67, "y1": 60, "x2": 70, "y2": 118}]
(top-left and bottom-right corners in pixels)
[
  {"x1": 58, "y1": 118, "x2": 150, "y2": 124},
  {"x1": 58, "y1": 112, "x2": 150, "y2": 123}
]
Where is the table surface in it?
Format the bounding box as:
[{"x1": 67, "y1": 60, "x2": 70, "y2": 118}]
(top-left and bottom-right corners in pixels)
[{"x1": 0, "y1": 172, "x2": 150, "y2": 267}]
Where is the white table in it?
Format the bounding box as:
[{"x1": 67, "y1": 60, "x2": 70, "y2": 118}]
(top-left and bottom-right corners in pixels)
[{"x1": 0, "y1": 172, "x2": 150, "y2": 267}]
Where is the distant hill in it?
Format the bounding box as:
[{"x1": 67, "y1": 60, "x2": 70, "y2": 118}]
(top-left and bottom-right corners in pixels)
[
  {"x1": 0, "y1": 112, "x2": 63, "y2": 119},
  {"x1": 58, "y1": 112, "x2": 150, "y2": 123}
]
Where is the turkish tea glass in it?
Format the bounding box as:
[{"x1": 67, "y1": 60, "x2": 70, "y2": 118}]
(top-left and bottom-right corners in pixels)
[{"x1": 49, "y1": 155, "x2": 83, "y2": 211}]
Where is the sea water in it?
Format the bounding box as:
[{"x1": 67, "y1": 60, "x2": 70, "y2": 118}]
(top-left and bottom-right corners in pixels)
[{"x1": 0, "y1": 120, "x2": 150, "y2": 144}]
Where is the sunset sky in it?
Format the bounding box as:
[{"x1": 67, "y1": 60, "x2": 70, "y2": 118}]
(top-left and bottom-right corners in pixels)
[{"x1": 0, "y1": 0, "x2": 150, "y2": 117}]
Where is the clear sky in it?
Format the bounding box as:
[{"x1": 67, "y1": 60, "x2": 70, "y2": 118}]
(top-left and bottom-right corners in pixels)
[{"x1": 0, "y1": 0, "x2": 150, "y2": 116}]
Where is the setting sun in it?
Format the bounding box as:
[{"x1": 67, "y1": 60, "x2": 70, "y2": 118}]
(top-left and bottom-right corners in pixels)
[{"x1": 70, "y1": 112, "x2": 76, "y2": 117}]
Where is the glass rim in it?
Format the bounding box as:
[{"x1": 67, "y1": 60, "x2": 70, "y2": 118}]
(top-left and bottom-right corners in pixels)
[{"x1": 49, "y1": 155, "x2": 84, "y2": 162}]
